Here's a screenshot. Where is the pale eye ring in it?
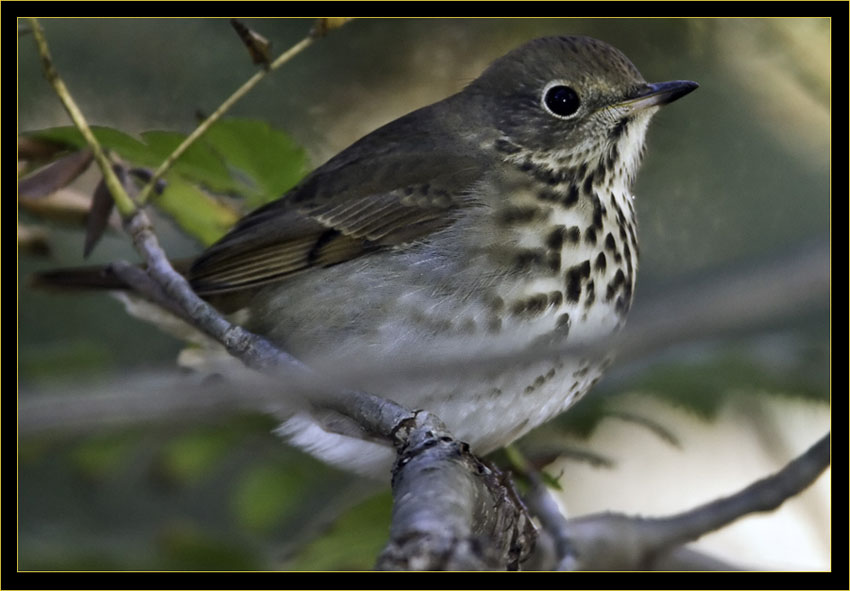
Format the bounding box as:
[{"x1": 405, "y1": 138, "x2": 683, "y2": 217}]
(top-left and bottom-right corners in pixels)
[{"x1": 542, "y1": 81, "x2": 581, "y2": 119}]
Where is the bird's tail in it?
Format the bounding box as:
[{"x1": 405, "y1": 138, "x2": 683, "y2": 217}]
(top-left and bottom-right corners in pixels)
[{"x1": 29, "y1": 260, "x2": 193, "y2": 292}]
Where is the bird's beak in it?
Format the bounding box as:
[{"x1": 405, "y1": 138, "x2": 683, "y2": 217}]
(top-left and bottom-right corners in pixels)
[{"x1": 615, "y1": 80, "x2": 699, "y2": 112}]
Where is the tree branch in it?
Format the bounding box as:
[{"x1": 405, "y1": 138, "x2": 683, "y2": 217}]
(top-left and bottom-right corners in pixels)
[{"x1": 526, "y1": 432, "x2": 830, "y2": 570}]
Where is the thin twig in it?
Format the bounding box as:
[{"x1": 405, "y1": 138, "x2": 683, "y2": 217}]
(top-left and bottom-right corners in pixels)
[
  {"x1": 641, "y1": 432, "x2": 830, "y2": 548},
  {"x1": 28, "y1": 18, "x2": 136, "y2": 217},
  {"x1": 558, "y1": 432, "x2": 830, "y2": 570},
  {"x1": 135, "y1": 33, "x2": 316, "y2": 204}
]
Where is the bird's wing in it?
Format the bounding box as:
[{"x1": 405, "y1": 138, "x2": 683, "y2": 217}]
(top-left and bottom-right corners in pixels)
[{"x1": 188, "y1": 151, "x2": 485, "y2": 295}]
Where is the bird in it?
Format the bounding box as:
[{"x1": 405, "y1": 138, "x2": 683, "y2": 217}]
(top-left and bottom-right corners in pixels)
[{"x1": 36, "y1": 35, "x2": 698, "y2": 477}]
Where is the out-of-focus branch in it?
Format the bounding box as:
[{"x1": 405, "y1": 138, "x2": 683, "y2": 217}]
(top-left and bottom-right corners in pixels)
[{"x1": 315, "y1": 242, "x2": 830, "y2": 390}]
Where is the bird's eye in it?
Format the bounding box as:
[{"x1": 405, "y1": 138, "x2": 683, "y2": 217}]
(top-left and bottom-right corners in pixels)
[{"x1": 542, "y1": 84, "x2": 581, "y2": 118}]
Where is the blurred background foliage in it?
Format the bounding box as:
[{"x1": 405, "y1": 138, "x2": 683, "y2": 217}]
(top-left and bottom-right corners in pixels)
[{"x1": 17, "y1": 18, "x2": 830, "y2": 570}]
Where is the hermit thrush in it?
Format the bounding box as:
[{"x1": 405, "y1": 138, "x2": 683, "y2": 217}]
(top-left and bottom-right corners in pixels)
[{"x1": 45, "y1": 36, "x2": 698, "y2": 477}]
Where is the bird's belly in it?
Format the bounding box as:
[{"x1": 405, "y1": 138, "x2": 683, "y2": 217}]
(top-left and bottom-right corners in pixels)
[{"x1": 246, "y1": 229, "x2": 632, "y2": 476}]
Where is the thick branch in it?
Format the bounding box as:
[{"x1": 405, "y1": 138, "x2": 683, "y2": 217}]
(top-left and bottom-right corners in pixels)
[{"x1": 377, "y1": 414, "x2": 535, "y2": 570}]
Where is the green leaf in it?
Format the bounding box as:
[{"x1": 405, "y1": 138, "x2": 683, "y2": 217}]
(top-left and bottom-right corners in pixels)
[
  {"x1": 24, "y1": 119, "x2": 311, "y2": 243},
  {"x1": 140, "y1": 130, "x2": 236, "y2": 194},
  {"x1": 28, "y1": 126, "x2": 152, "y2": 164},
  {"x1": 154, "y1": 176, "x2": 240, "y2": 246},
  {"x1": 201, "y1": 118, "x2": 310, "y2": 208}
]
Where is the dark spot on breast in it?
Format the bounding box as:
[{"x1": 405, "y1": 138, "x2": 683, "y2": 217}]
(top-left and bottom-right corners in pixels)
[
  {"x1": 604, "y1": 232, "x2": 617, "y2": 252},
  {"x1": 548, "y1": 290, "x2": 563, "y2": 308},
  {"x1": 612, "y1": 199, "x2": 624, "y2": 222},
  {"x1": 511, "y1": 293, "x2": 549, "y2": 317},
  {"x1": 591, "y1": 193, "x2": 604, "y2": 229},
  {"x1": 576, "y1": 162, "x2": 588, "y2": 179},
  {"x1": 584, "y1": 227, "x2": 597, "y2": 245},
  {"x1": 566, "y1": 226, "x2": 581, "y2": 244},
  {"x1": 546, "y1": 226, "x2": 565, "y2": 250},
  {"x1": 594, "y1": 159, "x2": 608, "y2": 181},
  {"x1": 514, "y1": 248, "x2": 546, "y2": 272},
  {"x1": 547, "y1": 251, "x2": 562, "y2": 274},
  {"x1": 611, "y1": 268, "x2": 626, "y2": 287},
  {"x1": 573, "y1": 364, "x2": 590, "y2": 378},
  {"x1": 496, "y1": 205, "x2": 547, "y2": 226},
  {"x1": 565, "y1": 261, "x2": 591, "y2": 303},
  {"x1": 563, "y1": 184, "x2": 579, "y2": 207},
  {"x1": 594, "y1": 252, "x2": 607, "y2": 272},
  {"x1": 606, "y1": 144, "x2": 619, "y2": 170},
  {"x1": 582, "y1": 173, "x2": 594, "y2": 196},
  {"x1": 566, "y1": 274, "x2": 581, "y2": 302}
]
